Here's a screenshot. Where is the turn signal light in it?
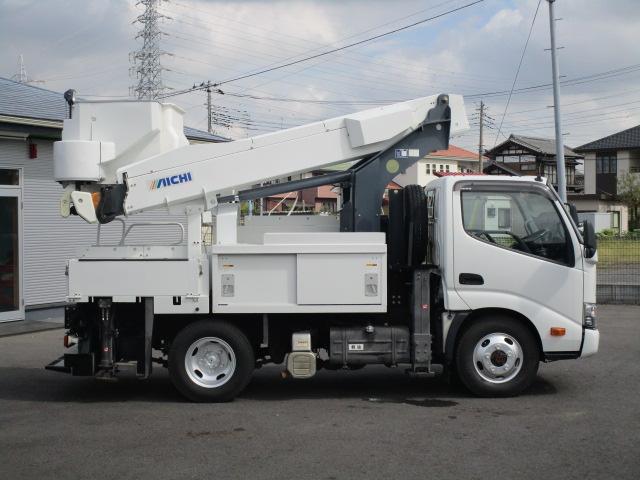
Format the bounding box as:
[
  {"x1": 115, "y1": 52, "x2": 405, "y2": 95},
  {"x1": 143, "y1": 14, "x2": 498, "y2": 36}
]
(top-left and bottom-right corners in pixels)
[
  {"x1": 550, "y1": 327, "x2": 566, "y2": 336},
  {"x1": 91, "y1": 191, "x2": 101, "y2": 209}
]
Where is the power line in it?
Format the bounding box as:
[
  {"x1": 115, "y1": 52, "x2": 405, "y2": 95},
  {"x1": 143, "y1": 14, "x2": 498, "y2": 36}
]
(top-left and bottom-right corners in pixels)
[
  {"x1": 493, "y1": 0, "x2": 542, "y2": 147},
  {"x1": 160, "y1": 0, "x2": 485, "y2": 99}
]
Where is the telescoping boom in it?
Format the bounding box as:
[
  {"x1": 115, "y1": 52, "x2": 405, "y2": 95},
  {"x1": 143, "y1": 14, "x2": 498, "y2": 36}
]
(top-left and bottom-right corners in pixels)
[{"x1": 53, "y1": 94, "x2": 467, "y2": 225}]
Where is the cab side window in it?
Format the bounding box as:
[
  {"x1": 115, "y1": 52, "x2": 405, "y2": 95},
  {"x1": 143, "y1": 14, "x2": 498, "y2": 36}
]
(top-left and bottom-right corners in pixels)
[{"x1": 461, "y1": 189, "x2": 573, "y2": 266}]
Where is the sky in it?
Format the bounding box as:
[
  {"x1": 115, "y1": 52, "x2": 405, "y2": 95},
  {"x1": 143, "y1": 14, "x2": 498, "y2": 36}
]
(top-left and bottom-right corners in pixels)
[{"x1": 0, "y1": 0, "x2": 639, "y2": 153}]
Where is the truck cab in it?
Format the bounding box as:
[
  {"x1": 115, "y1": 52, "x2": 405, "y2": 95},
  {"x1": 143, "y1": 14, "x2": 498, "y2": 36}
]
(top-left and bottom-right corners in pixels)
[{"x1": 426, "y1": 175, "x2": 598, "y2": 394}]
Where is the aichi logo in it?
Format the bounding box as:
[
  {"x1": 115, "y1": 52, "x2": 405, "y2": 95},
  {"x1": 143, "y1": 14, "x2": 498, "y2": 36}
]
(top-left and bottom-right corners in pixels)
[{"x1": 150, "y1": 172, "x2": 193, "y2": 190}]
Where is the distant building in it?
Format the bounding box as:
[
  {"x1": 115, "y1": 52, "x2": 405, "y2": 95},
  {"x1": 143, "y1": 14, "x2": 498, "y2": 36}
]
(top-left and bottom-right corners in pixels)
[
  {"x1": 569, "y1": 125, "x2": 640, "y2": 233},
  {"x1": 486, "y1": 134, "x2": 584, "y2": 193},
  {"x1": 262, "y1": 168, "x2": 401, "y2": 214},
  {"x1": 394, "y1": 145, "x2": 486, "y2": 187},
  {"x1": 575, "y1": 124, "x2": 640, "y2": 197}
]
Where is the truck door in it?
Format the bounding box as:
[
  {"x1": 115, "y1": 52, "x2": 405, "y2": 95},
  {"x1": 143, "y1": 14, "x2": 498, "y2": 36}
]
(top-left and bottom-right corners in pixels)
[{"x1": 452, "y1": 181, "x2": 583, "y2": 352}]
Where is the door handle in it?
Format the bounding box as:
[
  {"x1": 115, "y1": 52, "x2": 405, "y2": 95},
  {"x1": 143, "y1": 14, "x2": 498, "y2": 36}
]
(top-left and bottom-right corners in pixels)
[{"x1": 459, "y1": 273, "x2": 484, "y2": 285}]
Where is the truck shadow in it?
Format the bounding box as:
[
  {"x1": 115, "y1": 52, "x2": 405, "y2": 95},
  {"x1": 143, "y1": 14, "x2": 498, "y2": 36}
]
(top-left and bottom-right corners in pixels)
[{"x1": 0, "y1": 364, "x2": 558, "y2": 404}]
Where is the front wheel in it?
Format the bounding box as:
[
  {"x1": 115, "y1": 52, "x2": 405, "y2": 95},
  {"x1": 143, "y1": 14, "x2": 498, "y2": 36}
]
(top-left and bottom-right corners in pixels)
[
  {"x1": 169, "y1": 320, "x2": 254, "y2": 402},
  {"x1": 455, "y1": 315, "x2": 539, "y2": 397}
]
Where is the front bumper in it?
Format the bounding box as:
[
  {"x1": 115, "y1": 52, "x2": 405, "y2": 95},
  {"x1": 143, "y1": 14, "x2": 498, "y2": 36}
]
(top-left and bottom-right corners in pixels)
[{"x1": 580, "y1": 328, "x2": 599, "y2": 358}]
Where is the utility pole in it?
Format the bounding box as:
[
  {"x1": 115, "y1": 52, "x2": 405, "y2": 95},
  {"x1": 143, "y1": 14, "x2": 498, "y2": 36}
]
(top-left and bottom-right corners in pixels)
[
  {"x1": 130, "y1": 0, "x2": 168, "y2": 99},
  {"x1": 478, "y1": 100, "x2": 485, "y2": 173},
  {"x1": 207, "y1": 86, "x2": 213, "y2": 134},
  {"x1": 547, "y1": 0, "x2": 567, "y2": 202}
]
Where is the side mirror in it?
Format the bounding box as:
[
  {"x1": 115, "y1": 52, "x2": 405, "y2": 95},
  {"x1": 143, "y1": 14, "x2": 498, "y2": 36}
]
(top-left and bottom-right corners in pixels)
[
  {"x1": 567, "y1": 203, "x2": 579, "y2": 225},
  {"x1": 583, "y1": 219, "x2": 597, "y2": 259}
]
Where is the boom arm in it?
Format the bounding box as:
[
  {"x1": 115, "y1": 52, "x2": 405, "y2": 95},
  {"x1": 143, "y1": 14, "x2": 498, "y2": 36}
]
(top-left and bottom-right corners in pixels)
[{"x1": 53, "y1": 93, "x2": 468, "y2": 224}]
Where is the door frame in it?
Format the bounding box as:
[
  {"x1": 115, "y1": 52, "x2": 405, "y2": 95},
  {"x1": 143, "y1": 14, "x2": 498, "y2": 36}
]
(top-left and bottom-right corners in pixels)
[{"x1": 0, "y1": 166, "x2": 24, "y2": 322}]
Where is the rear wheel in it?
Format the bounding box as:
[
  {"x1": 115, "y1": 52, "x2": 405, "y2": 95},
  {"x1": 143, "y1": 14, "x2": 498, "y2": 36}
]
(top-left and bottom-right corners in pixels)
[
  {"x1": 169, "y1": 320, "x2": 254, "y2": 402},
  {"x1": 455, "y1": 315, "x2": 539, "y2": 397}
]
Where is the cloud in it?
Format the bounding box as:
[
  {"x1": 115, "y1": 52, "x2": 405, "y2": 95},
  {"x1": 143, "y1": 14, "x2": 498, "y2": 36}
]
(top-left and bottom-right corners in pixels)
[
  {"x1": 0, "y1": 0, "x2": 638, "y2": 148},
  {"x1": 483, "y1": 8, "x2": 523, "y2": 33}
]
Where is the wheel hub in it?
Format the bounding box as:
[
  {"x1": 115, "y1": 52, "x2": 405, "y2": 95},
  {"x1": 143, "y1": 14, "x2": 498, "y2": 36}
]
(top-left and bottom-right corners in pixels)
[
  {"x1": 185, "y1": 337, "x2": 236, "y2": 389},
  {"x1": 472, "y1": 332, "x2": 523, "y2": 384}
]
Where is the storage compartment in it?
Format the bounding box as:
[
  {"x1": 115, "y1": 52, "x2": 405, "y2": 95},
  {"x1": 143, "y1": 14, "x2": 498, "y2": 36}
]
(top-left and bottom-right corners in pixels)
[
  {"x1": 329, "y1": 326, "x2": 410, "y2": 366},
  {"x1": 209, "y1": 232, "x2": 387, "y2": 313}
]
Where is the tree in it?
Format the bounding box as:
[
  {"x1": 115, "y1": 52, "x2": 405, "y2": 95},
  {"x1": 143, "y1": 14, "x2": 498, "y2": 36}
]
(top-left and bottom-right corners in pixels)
[{"x1": 617, "y1": 171, "x2": 640, "y2": 230}]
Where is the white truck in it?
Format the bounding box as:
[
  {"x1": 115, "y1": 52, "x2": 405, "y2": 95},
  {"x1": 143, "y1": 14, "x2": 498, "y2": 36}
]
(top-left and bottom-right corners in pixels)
[{"x1": 46, "y1": 92, "x2": 599, "y2": 401}]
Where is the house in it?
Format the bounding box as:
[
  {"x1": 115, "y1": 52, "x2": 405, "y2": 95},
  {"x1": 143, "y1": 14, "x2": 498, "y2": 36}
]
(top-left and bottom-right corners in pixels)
[
  {"x1": 570, "y1": 125, "x2": 640, "y2": 232},
  {"x1": 575, "y1": 125, "x2": 640, "y2": 196},
  {"x1": 262, "y1": 167, "x2": 402, "y2": 214},
  {"x1": 0, "y1": 77, "x2": 228, "y2": 323},
  {"x1": 486, "y1": 134, "x2": 584, "y2": 193},
  {"x1": 261, "y1": 170, "x2": 339, "y2": 214},
  {"x1": 394, "y1": 145, "x2": 486, "y2": 187}
]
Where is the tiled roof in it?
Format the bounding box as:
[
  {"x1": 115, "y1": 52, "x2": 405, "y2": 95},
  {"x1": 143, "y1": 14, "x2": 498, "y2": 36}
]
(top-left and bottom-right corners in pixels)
[
  {"x1": 575, "y1": 125, "x2": 640, "y2": 152},
  {"x1": 429, "y1": 144, "x2": 486, "y2": 160},
  {"x1": 489, "y1": 134, "x2": 581, "y2": 158},
  {"x1": 0, "y1": 76, "x2": 229, "y2": 142},
  {"x1": 482, "y1": 160, "x2": 521, "y2": 176}
]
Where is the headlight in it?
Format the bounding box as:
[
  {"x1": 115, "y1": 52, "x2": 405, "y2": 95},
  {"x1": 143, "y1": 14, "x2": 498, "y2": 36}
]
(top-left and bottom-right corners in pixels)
[{"x1": 584, "y1": 303, "x2": 597, "y2": 329}]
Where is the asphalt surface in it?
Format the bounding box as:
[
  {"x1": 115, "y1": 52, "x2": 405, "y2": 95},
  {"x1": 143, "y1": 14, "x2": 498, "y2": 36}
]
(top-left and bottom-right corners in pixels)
[{"x1": 0, "y1": 305, "x2": 639, "y2": 480}]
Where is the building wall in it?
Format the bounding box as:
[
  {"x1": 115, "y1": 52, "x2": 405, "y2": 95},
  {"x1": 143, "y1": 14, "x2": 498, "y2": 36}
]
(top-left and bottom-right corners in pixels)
[
  {"x1": 583, "y1": 152, "x2": 596, "y2": 194},
  {"x1": 1, "y1": 137, "x2": 186, "y2": 309},
  {"x1": 571, "y1": 197, "x2": 629, "y2": 232},
  {"x1": 394, "y1": 158, "x2": 458, "y2": 187}
]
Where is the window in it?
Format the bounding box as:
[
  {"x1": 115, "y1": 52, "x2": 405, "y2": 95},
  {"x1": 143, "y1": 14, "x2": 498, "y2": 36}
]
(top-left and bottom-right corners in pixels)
[
  {"x1": 566, "y1": 166, "x2": 575, "y2": 185},
  {"x1": 520, "y1": 163, "x2": 536, "y2": 171},
  {"x1": 461, "y1": 188, "x2": 572, "y2": 265},
  {"x1": 439, "y1": 165, "x2": 444, "y2": 172},
  {"x1": 498, "y1": 208, "x2": 511, "y2": 229},
  {"x1": 596, "y1": 153, "x2": 617, "y2": 175},
  {"x1": 544, "y1": 164, "x2": 557, "y2": 184},
  {"x1": 445, "y1": 164, "x2": 450, "y2": 172},
  {"x1": 321, "y1": 200, "x2": 336, "y2": 213},
  {"x1": 0, "y1": 169, "x2": 19, "y2": 186},
  {"x1": 425, "y1": 163, "x2": 431, "y2": 175}
]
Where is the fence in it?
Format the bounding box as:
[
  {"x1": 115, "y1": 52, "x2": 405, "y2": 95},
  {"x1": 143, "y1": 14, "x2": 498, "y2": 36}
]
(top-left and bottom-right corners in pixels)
[{"x1": 597, "y1": 235, "x2": 640, "y2": 304}]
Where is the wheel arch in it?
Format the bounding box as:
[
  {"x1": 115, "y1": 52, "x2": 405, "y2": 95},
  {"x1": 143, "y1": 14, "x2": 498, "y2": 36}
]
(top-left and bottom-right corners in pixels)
[
  {"x1": 444, "y1": 308, "x2": 544, "y2": 365},
  {"x1": 154, "y1": 314, "x2": 263, "y2": 352}
]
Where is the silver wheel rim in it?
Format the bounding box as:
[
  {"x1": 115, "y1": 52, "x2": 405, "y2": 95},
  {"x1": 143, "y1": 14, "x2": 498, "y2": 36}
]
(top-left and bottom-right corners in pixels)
[
  {"x1": 472, "y1": 332, "x2": 523, "y2": 384},
  {"x1": 185, "y1": 337, "x2": 236, "y2": 388}
]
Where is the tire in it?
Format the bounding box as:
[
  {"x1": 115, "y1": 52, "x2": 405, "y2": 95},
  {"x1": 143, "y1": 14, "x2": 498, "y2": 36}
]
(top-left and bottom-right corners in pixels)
[
  {"x1": 454, "y1": 315, "x2": 539, "y2": 397},
  {"x1": 169, "y1": 320, "x2": 255, "y2": 402},
  {"x1": 404, "y1": 184, "x2": 428, "y2": 266}
]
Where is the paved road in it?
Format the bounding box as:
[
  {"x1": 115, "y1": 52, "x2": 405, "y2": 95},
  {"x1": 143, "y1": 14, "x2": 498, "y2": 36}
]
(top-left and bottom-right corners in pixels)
[{"x1": 1, "y1": 306, "x2": 639, "y2": 480}]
